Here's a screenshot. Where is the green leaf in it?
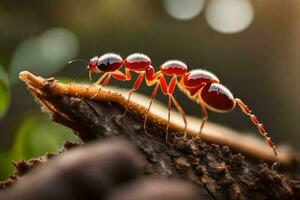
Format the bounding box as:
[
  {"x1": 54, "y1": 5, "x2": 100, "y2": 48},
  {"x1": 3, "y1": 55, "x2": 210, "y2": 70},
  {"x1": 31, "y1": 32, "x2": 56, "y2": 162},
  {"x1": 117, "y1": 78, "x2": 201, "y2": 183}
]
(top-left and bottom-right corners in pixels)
[
  {"x1": 0, "y1": 150, "x2": 13, "y2": 180},
  {"x1": 0, "y1": 113, "x2": 79, "y2": 180},
  {"x1": 11, "y1": 113, "x2": 79, "y2": 159},
  {"x1": 0, "y1": 65, "x2": 10, "y2": 118}
]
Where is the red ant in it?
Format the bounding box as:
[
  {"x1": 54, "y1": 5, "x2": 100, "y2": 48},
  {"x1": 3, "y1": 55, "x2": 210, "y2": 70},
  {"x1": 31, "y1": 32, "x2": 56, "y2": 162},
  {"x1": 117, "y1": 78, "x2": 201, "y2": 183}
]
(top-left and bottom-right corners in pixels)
[
  {"x1": 69, "y1": 53, "x2": 188, "y2": 139},
  {"x1": 69, "y1": 53, "x2": 278, "y2": 162}
]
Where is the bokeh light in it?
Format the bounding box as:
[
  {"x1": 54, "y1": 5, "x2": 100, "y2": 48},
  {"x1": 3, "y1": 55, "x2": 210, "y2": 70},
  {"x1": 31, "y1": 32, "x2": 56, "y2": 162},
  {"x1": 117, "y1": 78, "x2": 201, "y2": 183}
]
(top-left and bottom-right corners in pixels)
[
  {"x1": 164, "y1": 0, "x2": 205, "y2": 20},
  {"x1": 10, "y1": 28, "x2": 79, "y2": 84},
  {"x1": 205, "y1": 0, "x2": 254, "y2": 34}
]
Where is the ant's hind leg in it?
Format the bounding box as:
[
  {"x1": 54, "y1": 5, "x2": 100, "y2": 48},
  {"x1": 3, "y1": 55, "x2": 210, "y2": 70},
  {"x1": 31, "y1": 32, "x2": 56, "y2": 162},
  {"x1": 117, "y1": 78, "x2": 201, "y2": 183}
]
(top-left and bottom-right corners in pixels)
[
  {"x1": 143, "y1": 83, "x2": 160, "y2": 136},
  {"x1": 199, "y1": 102, "x2": 208, "y2": 138},
  {"x1": 165, "y1": 95, "x2": 172, "y2": 144},
  {"x1": 170, "y1": 95, "x2": 188, "y2": 139}
]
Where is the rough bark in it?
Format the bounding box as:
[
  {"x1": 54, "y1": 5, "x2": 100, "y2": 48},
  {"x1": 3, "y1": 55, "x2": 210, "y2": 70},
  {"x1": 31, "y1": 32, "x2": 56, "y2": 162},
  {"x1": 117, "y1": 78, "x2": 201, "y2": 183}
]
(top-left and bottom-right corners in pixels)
[{"x1": 1, "y1": 71, "x2": 300, "y2": 200}]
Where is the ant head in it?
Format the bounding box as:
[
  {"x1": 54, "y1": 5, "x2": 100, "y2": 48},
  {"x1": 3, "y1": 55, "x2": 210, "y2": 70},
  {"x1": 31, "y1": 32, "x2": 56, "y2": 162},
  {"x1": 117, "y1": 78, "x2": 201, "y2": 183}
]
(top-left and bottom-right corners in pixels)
[
  {"x1": 88, "y1": 56, "x2": 99, "y2": 73},
  {"x1": 68, "y1": 58, "x2": 98, "y2": 81}
]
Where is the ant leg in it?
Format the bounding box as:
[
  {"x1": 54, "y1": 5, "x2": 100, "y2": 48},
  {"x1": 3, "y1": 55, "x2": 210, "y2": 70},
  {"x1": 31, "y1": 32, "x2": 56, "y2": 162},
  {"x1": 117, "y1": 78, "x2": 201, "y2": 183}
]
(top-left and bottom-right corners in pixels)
[
  {"x1": 145, "y1": 65, "x2": 162, "y2": 84},
  {"x1": 159, "y1": 76, "x2": 168, "y2": 95},
  {"x1": 121, "y1": 72, "x2": 145, "y2": 116},
  {"x1": 160, "y1": 76, "x2": 185, "y2": 143},
  {"x1": 87, "y1": 72, "x2": 108, "y2": 93},
  {"x1": 143, "y1": 82, "x2": 160, "y2": 136},
  {"x1": 167, "y1": 76, "x2": 187, "y2": 138},
  {"x1": 90, "y1": 73, "x2": 108, "y2": 87},
  {"x1": 89, "y1": 70, "x2": 93, "y2": 81},
  {"x1": 166, "y1": 95, "x2": 172, "y2": 143},
  {"x1": 170, "y1": 95, "x2": 188, "y2": 138},
  {"x1": 199, "y1": 101, "x2": 208, "y2": 138},
  {"x1": 111, "y1": 69, "x2": 132, "y2": 81},
  {"x1": 235, "y1": 98, "x2": 279, "y2": 166},
  {"x1": 91, "y1": 74, "x2": 111, "y2": 99},
  {"x1": 158, "y1": 76, "x2": 171, "y2": 141},
  {"x1": 99, "y1": 74, "x2": 111, "y2": 90}
]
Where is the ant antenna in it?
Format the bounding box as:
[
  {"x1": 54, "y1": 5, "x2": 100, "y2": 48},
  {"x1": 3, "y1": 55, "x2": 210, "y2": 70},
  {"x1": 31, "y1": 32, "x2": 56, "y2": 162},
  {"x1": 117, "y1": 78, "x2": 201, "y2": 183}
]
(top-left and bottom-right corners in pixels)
[
  {"x1": 68, "y1": 59, "x2": 88, "y2": 65},
  {"x1": 68, "y1": 59, "x2": 89, "y2": 83},
  {"x1": 235, "y1": 98, "x2": 279, "y2": 166}
]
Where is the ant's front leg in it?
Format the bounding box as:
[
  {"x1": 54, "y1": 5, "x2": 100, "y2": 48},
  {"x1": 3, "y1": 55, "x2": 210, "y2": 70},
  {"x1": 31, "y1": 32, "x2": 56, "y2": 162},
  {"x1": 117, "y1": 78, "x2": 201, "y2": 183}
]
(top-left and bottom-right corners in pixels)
[
  {"x1": 90, "y1": 68, "x2": 131, "y2": 99},
  {"x1": 90, "y1": 73, "x2": 111, "y2": 99},
  {"x1": 92, "y1": 72, "x2": 109, "y2": 87},
  {"x1": 121, "y1": 72, "x2": 145, "y2": 116}
]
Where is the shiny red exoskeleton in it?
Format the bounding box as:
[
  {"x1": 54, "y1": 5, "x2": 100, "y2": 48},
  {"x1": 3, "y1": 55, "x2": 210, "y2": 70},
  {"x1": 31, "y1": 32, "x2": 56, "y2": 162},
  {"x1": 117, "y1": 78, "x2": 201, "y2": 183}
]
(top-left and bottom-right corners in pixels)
[
  {"x1": 70, "y1": 53, "x2": 278, "y2": 161},
  {"x1": 84, "y1": 53, "x2": 188, "y2": 139},
  {"x1": 179, "y1": 69, "x2": 277, "y2": 161}
]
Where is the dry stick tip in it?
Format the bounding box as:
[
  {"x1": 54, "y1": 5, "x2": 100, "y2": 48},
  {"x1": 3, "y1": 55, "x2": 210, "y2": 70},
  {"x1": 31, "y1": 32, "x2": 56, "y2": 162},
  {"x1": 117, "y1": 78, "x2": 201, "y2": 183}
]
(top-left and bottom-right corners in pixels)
[{"x1": 19, "y1": 71, "x2": 30, "y2": 81}]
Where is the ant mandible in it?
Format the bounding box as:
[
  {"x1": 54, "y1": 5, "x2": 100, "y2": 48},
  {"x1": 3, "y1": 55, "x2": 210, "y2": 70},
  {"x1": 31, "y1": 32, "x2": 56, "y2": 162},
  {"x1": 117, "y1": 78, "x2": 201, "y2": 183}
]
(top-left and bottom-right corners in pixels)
[{"x1": 69, "y1": 53, "x2": 278, "y2": 162}]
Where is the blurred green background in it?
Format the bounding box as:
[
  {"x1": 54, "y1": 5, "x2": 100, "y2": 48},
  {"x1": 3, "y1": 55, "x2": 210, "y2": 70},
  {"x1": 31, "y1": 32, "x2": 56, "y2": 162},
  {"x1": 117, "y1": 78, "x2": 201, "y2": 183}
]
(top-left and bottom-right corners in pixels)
[{"x1": 1, "y1": 0, "x2": 300, "y2": 179}]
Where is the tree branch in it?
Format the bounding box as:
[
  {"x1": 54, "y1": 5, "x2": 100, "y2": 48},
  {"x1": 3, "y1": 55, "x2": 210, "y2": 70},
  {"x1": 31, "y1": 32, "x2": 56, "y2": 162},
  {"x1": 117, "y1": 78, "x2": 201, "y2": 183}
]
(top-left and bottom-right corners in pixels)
[{"x1": 2, "y1": 71, "x2": 300, "y2": 199}]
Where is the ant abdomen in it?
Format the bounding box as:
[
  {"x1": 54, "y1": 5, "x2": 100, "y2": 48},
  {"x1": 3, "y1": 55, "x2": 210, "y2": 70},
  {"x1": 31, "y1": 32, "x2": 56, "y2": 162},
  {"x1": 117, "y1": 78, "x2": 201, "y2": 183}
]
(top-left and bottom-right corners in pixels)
[
  {"x1": 160, "y1": 60, "x2": 187, "y2": 76},
  {"x1": 200, "y1": 83, "x2": 236, "y2": 113},
  {"x1": 123, "y1": 53, "x2": 151, "y2": 71},
  {"x1": 97, "y1": 53, "x2": 123, "y2": 72}
]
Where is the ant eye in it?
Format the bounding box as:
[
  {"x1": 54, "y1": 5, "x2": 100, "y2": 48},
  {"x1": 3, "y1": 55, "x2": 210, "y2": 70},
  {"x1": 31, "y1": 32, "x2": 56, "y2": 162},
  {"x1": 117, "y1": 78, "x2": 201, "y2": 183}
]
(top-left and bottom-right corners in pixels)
[{"x1": 200, "y1": 83, "x2": 236, "y2": 112}]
